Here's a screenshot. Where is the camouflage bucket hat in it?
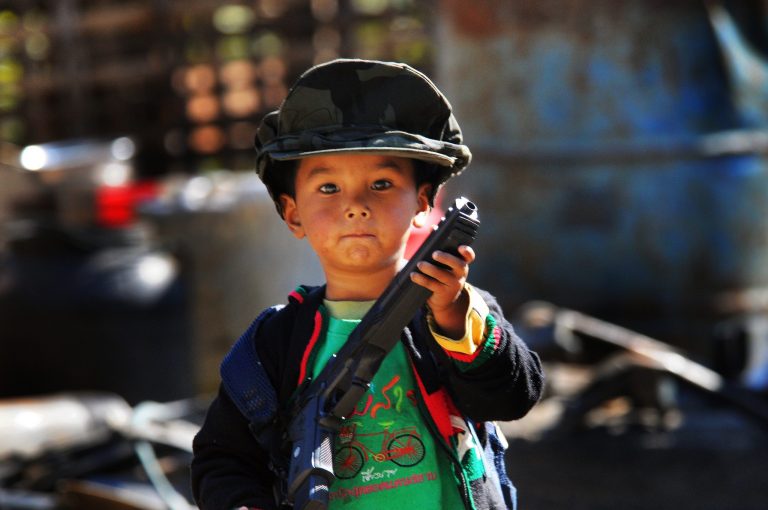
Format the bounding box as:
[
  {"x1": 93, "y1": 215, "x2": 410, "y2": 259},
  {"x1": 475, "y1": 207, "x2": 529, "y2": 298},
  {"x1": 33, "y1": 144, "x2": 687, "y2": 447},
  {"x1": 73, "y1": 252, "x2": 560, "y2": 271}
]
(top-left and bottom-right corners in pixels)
[{"x1": 255, "y1": 58, "x2": 471, "y2": 206}]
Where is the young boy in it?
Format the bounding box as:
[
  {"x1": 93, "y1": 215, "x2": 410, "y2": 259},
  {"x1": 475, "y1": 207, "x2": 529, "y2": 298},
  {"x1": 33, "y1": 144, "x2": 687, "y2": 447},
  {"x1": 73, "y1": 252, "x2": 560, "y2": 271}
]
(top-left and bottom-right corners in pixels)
[{"x1": 191, "y1": 59, "x2": 544, "y2": 510}]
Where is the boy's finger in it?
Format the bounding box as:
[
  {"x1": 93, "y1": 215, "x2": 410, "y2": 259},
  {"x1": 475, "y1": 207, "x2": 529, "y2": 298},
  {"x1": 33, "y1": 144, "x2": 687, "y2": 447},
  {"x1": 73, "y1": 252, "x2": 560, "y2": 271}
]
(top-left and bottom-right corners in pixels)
[
  {"x1": 421, "y1": 257, "x2": 466, "y2": 278},
  {"x1": 410, "y1": 270, "x2": 443, "y2": 290},
  {"x1": 416, "y1": 261, "x2": 450, "y2": 282},
  {"x1": 430, "y1": 251, "x2": 459, "y2": 267},
  {"x1": 457, "y1": 245, "x2": 476, "y2": 263},
  {"x1": 430, "y1": 251, "x2": 468, "y2": 275}
]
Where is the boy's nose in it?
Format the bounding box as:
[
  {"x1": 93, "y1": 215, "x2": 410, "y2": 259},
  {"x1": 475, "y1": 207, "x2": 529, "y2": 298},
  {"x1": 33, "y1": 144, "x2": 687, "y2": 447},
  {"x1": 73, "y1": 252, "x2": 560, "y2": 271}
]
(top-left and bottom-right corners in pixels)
[
  {"x1": 345, "y1": 195, "x2": 371, "y2": 219},
  {"x1": 345, "y1": 206, "x2": 370, "y2": 219}
]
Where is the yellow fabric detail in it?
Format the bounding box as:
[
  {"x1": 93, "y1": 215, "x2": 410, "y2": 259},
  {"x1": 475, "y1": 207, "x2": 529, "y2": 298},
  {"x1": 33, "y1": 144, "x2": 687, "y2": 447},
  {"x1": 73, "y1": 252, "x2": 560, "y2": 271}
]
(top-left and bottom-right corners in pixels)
[{"x1": 428, "y1": 284, "x2": 490, "y2": 355}]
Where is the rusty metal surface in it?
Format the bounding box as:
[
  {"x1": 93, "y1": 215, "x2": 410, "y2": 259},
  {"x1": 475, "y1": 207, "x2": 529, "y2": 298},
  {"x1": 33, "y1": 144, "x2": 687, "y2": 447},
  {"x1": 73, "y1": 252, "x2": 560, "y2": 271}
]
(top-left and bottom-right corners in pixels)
[{"x1": 436, "y1": 0, "x2": 768, "y2": 345}]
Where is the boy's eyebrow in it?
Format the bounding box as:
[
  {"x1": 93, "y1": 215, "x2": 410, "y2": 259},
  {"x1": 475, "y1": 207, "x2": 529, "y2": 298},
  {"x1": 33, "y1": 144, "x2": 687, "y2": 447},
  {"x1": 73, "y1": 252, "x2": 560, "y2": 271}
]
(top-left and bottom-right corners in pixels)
[
  {"x1": 303, "y1": 164, "x2": 332, "y2": 180},
  {"x1": 302, "y1": 157, "x2": 408, "y2": 178}
]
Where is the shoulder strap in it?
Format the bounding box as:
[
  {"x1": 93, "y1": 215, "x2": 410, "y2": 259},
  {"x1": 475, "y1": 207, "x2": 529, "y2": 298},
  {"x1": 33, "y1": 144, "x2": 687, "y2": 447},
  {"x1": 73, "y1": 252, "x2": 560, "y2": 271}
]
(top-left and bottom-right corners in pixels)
[
  {"x1": 219, "y1": 285, "x2": 326, "y2": 437},
  {"x1": 220, "y1": 305, "x2": 283, "y2": 434}
]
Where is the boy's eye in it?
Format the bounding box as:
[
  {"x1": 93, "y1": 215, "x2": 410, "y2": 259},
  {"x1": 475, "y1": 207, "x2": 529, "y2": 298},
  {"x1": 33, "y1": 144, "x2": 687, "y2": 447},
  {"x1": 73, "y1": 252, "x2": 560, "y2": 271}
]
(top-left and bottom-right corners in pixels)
[
  {"x1": 371, "y1": 180, "x2": 392, "y2": 191},
  {"x1": 319, "y1": 183, "x2": 339, "y2": 194}
]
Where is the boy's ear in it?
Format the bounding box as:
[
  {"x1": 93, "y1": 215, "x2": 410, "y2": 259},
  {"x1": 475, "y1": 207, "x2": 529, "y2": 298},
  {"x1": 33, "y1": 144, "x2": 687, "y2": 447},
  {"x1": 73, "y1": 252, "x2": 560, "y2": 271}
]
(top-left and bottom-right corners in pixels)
[
  {"x1": 412, "y1": 183, "x2": 432, "y2": 228},
  {"x1": 279, "y1": 194, "x2": 305, "y2": 239}
]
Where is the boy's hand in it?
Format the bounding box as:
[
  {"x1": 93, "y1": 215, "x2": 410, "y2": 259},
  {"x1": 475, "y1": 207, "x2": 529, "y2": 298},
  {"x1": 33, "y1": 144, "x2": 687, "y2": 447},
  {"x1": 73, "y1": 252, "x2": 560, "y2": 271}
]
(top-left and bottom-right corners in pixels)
[{"x1": 410, "y1": 245, "x2": 475, "y2": 339}]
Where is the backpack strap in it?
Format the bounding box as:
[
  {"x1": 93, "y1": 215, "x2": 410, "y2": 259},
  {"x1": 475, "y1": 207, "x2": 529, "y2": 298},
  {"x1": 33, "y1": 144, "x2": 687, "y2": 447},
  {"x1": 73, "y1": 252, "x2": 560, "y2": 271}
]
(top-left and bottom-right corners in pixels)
[
  {"x1": 219, "y1": 286, "x2": 325, "y2": 506},
  {"x1": 220, "y1": 305, "x2": 283, "y2": 440},
  {"x1": 219, "y1": 285, "x2": 326, "y2": 442}
]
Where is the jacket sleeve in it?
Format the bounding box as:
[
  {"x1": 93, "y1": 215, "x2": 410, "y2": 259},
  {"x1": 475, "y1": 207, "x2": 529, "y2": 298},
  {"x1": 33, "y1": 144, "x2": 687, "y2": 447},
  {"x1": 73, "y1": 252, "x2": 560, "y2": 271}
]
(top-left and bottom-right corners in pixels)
[
  {"x1": 191, "y1": 385, "x2": 278, "y2": 510},
  {"x1": 432, "y1": 286, "x2": 545, "y2": 422}
]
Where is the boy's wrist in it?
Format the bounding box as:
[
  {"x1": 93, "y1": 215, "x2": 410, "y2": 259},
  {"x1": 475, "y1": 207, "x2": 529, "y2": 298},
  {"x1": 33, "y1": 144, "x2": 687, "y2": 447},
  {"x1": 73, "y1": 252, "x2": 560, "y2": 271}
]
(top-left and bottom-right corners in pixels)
[
  {"x1": 428, "y1": 284, "x2": 492, "y2": 356},
  {"x1": 428, "y1": 286, "x2": 470, "y2": 339}
]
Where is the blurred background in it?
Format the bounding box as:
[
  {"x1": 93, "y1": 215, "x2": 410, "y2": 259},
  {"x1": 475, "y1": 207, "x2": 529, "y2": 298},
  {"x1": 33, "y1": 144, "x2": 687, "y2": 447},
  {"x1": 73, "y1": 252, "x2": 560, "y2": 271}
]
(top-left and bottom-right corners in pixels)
[{"x1": 0, "y1": 0, "x2": 767, "y2": 509}]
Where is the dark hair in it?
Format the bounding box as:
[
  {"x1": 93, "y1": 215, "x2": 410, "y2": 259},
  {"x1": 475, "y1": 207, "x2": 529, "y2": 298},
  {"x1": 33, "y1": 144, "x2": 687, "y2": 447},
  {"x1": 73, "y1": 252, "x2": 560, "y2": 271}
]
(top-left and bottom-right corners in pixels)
[
  {"x1": 265, "y1": 157, "x2": 438, "y2": 217},
  {"x1": 412, "y1": 160, "x2": 440, "y2": 203},
  {"x1": 265, "y1": 159, "x2": 298, "y2": 202}
]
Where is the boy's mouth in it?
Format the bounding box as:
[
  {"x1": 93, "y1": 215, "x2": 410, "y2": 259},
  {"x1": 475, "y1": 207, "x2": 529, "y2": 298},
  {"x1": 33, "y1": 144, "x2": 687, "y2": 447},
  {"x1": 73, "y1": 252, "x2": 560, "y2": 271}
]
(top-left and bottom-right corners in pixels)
[{"x1": 341, "y1": 232, "x2": 375, "y2": 239}]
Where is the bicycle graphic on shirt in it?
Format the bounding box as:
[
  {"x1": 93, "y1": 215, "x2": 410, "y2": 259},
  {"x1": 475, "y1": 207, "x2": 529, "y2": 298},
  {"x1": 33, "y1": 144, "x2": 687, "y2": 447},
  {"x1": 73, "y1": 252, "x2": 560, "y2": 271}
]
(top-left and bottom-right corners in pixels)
[{"x1": 333, "y1": 423, "x2": 426, "y2": 479}]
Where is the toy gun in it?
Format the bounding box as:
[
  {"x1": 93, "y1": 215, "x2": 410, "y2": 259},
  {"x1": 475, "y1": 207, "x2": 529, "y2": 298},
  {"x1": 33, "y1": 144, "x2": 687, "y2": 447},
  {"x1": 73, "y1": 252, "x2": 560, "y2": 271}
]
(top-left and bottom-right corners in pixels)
[{"x1": 284, "y1": 197, "x2": 480, "y2": 510}]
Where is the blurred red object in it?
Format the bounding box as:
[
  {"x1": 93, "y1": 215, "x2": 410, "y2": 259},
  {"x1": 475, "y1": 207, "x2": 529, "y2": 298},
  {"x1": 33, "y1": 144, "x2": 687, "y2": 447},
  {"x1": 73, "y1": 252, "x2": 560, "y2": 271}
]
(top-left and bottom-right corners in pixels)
[
  {"x1": 95, "y1": 180, "x2": 159, "y2": 228},
  {"x1": 405, "y1": 193, "x2": 445, "y2": 260}
]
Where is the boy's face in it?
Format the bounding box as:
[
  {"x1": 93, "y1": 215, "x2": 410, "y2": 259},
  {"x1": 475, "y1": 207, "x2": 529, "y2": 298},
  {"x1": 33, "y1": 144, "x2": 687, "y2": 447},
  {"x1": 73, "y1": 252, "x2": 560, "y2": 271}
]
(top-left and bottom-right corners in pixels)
[{"x1": 279, "y1": 154, "x2": 431, "y2": 283}]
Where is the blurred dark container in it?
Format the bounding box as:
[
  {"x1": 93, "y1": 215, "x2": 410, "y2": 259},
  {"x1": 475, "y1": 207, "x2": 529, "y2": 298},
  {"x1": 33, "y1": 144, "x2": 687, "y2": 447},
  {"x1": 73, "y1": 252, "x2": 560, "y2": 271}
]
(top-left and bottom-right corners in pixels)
[{"x1": 0, "y1": 227, "x2": 192, "y2": 405}]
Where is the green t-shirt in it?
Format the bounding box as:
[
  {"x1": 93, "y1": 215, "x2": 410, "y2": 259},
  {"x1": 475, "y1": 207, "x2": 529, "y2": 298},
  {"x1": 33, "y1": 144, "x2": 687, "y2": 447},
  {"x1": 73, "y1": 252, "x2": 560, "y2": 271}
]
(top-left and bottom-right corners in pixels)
[{"x1": 313, "y1": 301, "x2": 466, "y2": 509}]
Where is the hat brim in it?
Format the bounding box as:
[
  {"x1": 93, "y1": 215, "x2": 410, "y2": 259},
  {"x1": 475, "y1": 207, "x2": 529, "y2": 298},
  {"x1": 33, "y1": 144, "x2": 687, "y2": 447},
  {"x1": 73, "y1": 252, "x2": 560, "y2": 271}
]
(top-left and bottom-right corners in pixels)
[
  {"x1": 256, "y1": 127, "x2": 471, "y2": 179},
  {"x1": 266, "y1": 146, "x2": 457, "y2": 167}
]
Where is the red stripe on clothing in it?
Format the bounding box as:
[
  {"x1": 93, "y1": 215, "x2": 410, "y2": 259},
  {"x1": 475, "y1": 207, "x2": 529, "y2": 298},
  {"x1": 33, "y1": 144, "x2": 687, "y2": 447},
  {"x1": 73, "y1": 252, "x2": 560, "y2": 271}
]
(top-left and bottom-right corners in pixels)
[
  {"x1": 411, "y1": 364, "x2": 456, "y2": 445},
  {"x1": 442, "y1": 324, "x2": 500, "y2": 364},
  {"x1": 490, "y1": 325, "x2": 501, "y2": 351},
  {"x1": 297, "y1": 310, "x2": 323, "y2": 386},
  {"x1": 443, "y1": 347, "x2": 483, "y2": 364},
  {"x1": 288, "y1": 290, "x2": 305, "y2": 303}
]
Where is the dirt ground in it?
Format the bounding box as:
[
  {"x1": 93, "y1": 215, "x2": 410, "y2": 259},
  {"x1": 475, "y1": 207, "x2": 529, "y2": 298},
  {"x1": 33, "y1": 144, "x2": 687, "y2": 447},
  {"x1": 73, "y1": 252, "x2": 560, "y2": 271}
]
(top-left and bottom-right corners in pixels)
[{"x1": 502, "y1": 384, "x2": 768, "y2": 510}]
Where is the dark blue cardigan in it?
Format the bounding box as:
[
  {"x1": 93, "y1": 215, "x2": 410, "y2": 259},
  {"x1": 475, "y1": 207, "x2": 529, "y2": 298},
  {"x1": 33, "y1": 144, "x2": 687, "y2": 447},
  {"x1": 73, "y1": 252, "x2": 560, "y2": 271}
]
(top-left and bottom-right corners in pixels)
[{"x1": 191, "y1": 285, "x2": 543, "y2": 510}]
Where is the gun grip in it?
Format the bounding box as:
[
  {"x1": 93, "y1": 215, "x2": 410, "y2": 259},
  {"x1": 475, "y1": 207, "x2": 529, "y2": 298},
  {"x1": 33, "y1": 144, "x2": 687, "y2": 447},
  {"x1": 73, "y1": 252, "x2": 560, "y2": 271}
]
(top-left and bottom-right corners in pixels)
[
  {"x1": 288, "y1": 437, "x2": 334, "y2": 510},
  {"x1": 287, "y1": 396, "x2": 336, "y2": 510}
]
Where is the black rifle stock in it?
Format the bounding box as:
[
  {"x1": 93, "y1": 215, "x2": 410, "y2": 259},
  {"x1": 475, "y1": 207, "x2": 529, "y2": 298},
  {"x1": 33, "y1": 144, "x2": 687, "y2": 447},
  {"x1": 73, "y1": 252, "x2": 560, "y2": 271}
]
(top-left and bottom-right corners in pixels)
[{"x1": 284, "y1": 197, "x2": 480, "y2": 510}]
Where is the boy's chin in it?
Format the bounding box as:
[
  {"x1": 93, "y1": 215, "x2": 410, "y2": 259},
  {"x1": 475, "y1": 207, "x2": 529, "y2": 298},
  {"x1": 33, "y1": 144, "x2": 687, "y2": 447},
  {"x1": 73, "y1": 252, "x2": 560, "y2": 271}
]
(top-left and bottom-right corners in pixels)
[
  {"x1": 343, "y1": 245, "x2": 375, "y2": 264},
  {"x1": 332, "y1": 251, "x2": 402, "y2": 273}
]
